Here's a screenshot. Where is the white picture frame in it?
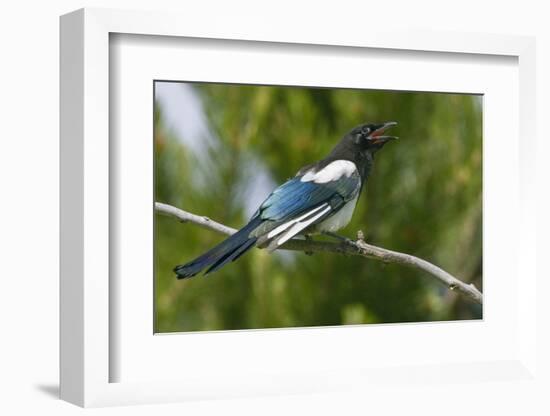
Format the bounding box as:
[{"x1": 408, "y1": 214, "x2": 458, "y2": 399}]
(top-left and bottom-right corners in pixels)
[{"x1": 60, "y1": 8, "x2": 538, "y2": 408}]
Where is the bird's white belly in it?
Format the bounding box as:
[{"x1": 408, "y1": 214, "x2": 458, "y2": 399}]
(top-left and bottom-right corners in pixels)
[{"x1": 316, "y1": 194, "x2": 359, "y2": 232}]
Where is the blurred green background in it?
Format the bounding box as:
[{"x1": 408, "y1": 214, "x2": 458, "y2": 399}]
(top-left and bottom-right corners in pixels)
[{"x1": 154, "y1": 81, "x2": 482, "y2": 333}]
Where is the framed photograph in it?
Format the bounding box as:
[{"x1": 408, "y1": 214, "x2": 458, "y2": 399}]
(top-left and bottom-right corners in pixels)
[
  {"x1": 153, "y1": 80, "x2": 483, "y2": 334},
  {"x1": 60, "y1": 8, "x2": 537, "y2": 408}
]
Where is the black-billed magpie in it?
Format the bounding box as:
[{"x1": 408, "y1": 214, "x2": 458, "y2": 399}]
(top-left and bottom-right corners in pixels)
[{"x1": 174, "y1": 121, "x2": 398, "y2": 279}]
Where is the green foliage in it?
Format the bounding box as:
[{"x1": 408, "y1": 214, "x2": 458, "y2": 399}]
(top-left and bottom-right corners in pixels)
[{"x1": 154, "y1": 83, "x2": 482, "y2": 333}]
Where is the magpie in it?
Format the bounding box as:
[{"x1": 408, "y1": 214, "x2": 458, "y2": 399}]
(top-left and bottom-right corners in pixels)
[{"x1": 174, "y1": 121, "x2": 398, "y2": 279}]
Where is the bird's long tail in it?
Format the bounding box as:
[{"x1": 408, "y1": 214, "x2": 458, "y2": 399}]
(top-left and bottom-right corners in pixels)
[{"x1": 174, "y1": 217, "x2": 262, "y2": 279}]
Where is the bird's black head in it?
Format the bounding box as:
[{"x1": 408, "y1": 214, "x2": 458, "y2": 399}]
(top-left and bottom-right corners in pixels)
[
  {"x1": 348, "y1": 121, "x2": 398, "y2": 154},
  {"x1": 324, "y1": 121, "x2": 398, "y2": 180}
]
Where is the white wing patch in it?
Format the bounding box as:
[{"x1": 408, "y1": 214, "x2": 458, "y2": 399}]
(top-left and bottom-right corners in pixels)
[
  {"x1": 266, "y1": 204, "x2": 328, "y2": 239},
  {"x1": 276, "y1": 204, "x2": 331, "y2": 246},
  {"x1": 265, "y1": 203, "x2": 331, "y2": 251},
  {"x1": 301, "y1": 160, "x2": 357, "y2": 184}
]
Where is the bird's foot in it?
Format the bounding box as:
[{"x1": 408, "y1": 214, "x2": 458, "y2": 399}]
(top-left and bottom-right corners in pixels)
[{"x1": 322, "y1": 231, "x2": 356, "y2": 247}]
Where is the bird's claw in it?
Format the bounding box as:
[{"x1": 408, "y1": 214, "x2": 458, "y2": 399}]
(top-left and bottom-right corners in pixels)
[{"x1": 322, "y1": 231, "x2": 356, "y2": 247}]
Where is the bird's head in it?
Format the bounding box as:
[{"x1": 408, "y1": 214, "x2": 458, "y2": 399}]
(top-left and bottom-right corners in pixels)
[{"x1": 349, "y1": 121, "x2": 398, "y2": 154}]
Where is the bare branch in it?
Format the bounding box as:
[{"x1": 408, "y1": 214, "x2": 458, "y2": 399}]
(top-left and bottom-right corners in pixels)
[
  {"x1": 155, "y1": 202, "x2": 236, "y2": 235},
  {"x1": 155, "y1": 202, "x2": 483, "y2": 305}
]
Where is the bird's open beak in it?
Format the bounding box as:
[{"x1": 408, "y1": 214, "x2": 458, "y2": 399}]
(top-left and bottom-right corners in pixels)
[{"x1": 370, "y1": 121, "x2": 398, "y2": 143}]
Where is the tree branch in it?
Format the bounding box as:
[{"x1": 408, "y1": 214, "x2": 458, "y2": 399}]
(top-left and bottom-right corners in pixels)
[{"x1": 155, "y1": 202, "x2": 483, "y2": 305}]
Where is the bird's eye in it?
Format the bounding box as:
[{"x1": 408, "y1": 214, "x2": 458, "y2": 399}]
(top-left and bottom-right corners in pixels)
[{"x1": 362, "y1": 127, "x2": 370, "y2": 135}]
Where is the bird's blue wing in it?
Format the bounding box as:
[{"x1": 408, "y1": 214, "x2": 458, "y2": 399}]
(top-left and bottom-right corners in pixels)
[{"x1": 258, "y1": 172, "x2": 361, "y2": 222}]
